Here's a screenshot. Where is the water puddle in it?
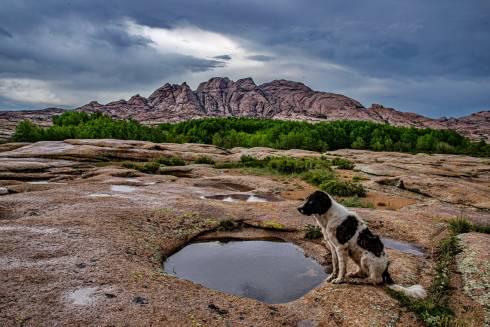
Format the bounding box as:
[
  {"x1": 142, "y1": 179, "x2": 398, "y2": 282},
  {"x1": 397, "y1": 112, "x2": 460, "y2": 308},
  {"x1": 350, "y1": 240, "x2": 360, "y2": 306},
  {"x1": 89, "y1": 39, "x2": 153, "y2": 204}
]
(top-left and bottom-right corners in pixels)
[
  {"x1": 164, "y1": 240, "x2": 326, "y2": 304},
  {"x1": 382, "y1": 238, "x2": 424, "y2": 256},
  {"x1": 88, "y1": 193, "x2": 112, "y2": 198},
  {"x1": 66, "y1": 287, "x2": 98, "y2": 305},
  {"x1": 27, "y1": 181, "x2": 66, "y2": 185},
  {"x1": 202, "y1": 193, "x2": 280, "y2": 203},
  {"x1": 111, "y1": 185, "x2": 136, "y2": 193}
]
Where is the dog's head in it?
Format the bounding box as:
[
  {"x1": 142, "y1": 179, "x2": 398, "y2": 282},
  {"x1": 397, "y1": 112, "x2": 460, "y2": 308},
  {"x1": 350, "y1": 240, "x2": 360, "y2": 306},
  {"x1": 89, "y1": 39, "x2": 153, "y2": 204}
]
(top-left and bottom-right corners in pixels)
[{"x1": 297, "y1": 190, "x2": 332, "y2": 216}]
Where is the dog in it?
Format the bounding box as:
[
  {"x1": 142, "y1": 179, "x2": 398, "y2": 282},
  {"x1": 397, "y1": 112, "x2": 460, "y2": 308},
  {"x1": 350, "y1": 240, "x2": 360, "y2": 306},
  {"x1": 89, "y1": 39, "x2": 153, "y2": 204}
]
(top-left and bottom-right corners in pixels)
[{"x1": 297, "y1": 190, "x2": 427, "y2": 299}]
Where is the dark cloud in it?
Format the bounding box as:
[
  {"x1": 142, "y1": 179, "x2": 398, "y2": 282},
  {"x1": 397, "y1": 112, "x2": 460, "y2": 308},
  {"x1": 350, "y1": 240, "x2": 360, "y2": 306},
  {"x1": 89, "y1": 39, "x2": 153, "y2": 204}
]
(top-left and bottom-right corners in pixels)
[
  {"x1": 213, "y1": 55, "x2": 232, "y2": 61},
  {"x1": 247, "y1": 55, "x2": 274, "y2": 62},
  {"x1": 0, "y1": 26, "x2": 13, "y2": 38},
  {"x1": 0, "y1": 0, "x2": 488, "y2": 116}
]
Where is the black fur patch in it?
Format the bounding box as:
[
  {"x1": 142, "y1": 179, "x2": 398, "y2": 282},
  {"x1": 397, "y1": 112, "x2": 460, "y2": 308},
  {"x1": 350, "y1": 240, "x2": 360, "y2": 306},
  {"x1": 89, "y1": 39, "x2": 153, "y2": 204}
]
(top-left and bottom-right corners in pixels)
[
  {"x1": 335, "y1": 215, "x2": 358, "y2": 244},
  {"x1": 357, "y1": 228, "x2": 384, "y2": 257},
  {"x1": 297, "y1": 191, "x2": 332, "y2": 216},
  {"x1": 382, "y1": 264, "x2": 394, "y2": 285}
]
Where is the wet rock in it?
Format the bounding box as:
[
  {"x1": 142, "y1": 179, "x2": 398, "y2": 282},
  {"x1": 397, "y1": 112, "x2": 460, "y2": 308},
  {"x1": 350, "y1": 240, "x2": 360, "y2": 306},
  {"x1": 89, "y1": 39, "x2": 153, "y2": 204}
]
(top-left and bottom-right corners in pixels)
[
  {"x1": 132, "y1": 296, "x2": 148, "y2": 305},
  {"x1": 208, "y1": 303, "x2": 228, "y2": 315}
]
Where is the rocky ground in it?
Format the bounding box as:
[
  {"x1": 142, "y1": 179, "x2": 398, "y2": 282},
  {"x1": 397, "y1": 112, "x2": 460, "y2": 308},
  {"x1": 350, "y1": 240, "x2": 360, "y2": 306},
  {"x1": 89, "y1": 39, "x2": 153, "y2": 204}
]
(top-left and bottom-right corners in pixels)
[{"x1": 0, "y1": 140, "x2": 488, "y2": 326}]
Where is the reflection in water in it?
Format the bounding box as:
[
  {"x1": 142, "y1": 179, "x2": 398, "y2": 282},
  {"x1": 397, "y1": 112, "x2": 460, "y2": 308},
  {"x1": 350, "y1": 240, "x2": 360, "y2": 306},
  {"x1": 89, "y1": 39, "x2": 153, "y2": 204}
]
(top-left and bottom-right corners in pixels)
[
  {"x1": 202, "y1": 193, "x2": 280, "y2": 203},
  {"x1": 164, "y1": 240, "x2": 327, "y2": 304},
  {"x1": 382, "y1": 238, "x2": 424, "y2": 256}
]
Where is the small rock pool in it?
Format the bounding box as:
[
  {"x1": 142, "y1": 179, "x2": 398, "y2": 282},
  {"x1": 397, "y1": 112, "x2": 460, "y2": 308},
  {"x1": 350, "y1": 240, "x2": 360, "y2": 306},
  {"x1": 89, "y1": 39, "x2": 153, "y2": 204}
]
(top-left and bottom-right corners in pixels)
[
  {"x1": 202, "y1": 193, "x2": 280, "y2": 202},
  {"x1": 163, "y1": 240, "x2": 327, "y2": 304}
]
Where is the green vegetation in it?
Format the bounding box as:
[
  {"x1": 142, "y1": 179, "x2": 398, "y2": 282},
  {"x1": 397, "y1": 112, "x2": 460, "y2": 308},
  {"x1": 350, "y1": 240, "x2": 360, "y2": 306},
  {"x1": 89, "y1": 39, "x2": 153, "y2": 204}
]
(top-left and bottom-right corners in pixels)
[
  {"x1": 217, "y1": 219, "x2": 240, "y2": 231},
  {"x1": 155, "y1": 156, "x2": 186, "y2": 166},
  {"x1": 304, "y1": 224, "x2": 323, "y2": 239},
  {"x1": 122, "y1": 161, "x2": 160, "y2": 174},
  {"x1": 12, "y1": 112, "x2": 490, "y2": 157},
  {"x1": 332, "y1": 157, "x2": 355, "y2": 169},
  {"x1": 259, "y1": 220, "x2": 285, "y2": 230},
  {"x1": 121, "y1": 155, "x2": 186, "y2": 174},
  {"x1": 194, "y1": 156, "x2": 216, "y2": 165},
  {"x1": 447, "y1": 217, "x2": 490, "y2": 234},
  {"x1": 319, "y1": 179, "x2": 366, "y2": 197},
  {"x1": 338, "y1": 196, "x2": 375, "y2": 208},
  {"x1": 215, "y1": 155, "x2": 366, "y2": 197}
]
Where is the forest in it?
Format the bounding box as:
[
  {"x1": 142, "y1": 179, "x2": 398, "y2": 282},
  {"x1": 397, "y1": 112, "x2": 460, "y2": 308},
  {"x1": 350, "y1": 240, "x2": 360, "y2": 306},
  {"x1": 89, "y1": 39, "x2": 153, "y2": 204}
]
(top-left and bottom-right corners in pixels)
[{"x1": 12, "y1": 111, "x2": 490, "y2": 157}]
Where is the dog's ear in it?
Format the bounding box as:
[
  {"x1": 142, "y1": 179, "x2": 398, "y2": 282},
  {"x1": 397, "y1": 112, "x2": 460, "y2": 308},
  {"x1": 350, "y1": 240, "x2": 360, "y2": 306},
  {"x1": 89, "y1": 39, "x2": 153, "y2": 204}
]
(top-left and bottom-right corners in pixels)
[{"x1": 307, "y1": 191, "x2": 332, "y2": 215}]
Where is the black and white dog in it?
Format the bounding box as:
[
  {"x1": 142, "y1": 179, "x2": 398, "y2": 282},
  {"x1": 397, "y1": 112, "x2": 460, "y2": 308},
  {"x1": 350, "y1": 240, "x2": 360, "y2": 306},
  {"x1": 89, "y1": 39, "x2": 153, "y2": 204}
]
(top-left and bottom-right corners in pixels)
[{"x1": 298, "y1": 190, "x2": 426, "y2": 299}]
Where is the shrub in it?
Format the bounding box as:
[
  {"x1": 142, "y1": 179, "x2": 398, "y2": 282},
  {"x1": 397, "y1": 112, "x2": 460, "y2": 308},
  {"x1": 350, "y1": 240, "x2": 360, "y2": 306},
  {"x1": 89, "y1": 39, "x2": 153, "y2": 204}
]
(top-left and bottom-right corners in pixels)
[
  {"x1": 12, "y1": 120, "x2": 44, "y2": 142},
  {"x1": 194, "y1": 156, "x2": 215, "y2": 165},
  {"x1": 300, "y1": 169, "x2": 335, "y2": 186},
  {"x1": 13, "y1": 113, "x2": 489, "y2": 157},
  {"x1": 332, "y1": 157, "x2": 354, "y2": 169},
  {"x1": 447, "y1": 217, "x2": 490, "y2": 234},
  {"x1": 447, "y1": 218, "x2": 473, "y2": 234},
  {"x1": 304, "y1": 224, "x2": 322, "y2": 239},
  {"x1": 156, "y1": 156, "x2": 186, "y2": 166},
  {"x1": 319, "y1": 180, "x2": 366, "y2": 197},
  {"x1": 217, "y1": 219, "x2": 240, "y2": 231},
  {"x1": 339, "y1": 196, "x2": 374, "y2": 208},
  {"x1": 267, "y1": 156, "x2": 327, "y2": 174},
  {"x1": 122, "y1": 161, "x2": 160, "y2": 174}
]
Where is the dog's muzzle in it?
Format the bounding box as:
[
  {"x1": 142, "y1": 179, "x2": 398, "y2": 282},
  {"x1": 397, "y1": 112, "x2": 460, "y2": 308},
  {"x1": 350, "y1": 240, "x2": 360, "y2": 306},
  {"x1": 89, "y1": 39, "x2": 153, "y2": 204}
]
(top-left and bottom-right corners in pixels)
[{"x1": 297, "y1": 207, "x2": 310, "y2": 215}]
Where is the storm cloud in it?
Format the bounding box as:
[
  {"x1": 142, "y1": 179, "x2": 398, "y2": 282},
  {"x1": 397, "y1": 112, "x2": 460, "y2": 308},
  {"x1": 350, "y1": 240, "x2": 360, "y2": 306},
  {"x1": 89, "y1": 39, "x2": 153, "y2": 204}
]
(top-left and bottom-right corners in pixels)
[{"x1": 0, "y1": 0, "x2": 488, "y2": 117}]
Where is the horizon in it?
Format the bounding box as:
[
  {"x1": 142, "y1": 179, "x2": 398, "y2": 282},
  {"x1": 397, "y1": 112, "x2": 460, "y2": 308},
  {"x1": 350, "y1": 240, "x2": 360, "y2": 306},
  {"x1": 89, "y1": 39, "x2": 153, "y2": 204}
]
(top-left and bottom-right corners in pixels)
[
  {"x1": 1, "y1": 1, "x2": 489, "y2": 118},
  {"x1": 2, "y1": 76, "x2": 488, "y2": 120}
]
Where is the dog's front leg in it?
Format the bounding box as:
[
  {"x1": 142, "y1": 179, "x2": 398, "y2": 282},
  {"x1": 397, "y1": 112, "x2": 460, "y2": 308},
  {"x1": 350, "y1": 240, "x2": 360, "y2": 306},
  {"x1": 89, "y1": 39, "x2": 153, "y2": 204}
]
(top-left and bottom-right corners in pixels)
[
  {"x1": 331, "y1": 247, "x2": 348, "y2": 284},
  {"x1": 325, "y1": 240, "x2": 338, "y2": 282}
]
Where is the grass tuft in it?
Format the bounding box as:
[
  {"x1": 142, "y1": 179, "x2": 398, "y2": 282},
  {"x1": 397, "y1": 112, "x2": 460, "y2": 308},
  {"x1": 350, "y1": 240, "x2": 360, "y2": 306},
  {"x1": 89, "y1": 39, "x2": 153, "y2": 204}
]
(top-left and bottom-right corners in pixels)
[
  {"x1": 319, "y1": 179, "x2": 366, "y2": 197},
  {"x1": 338, "y1": 196, "x2": 375, "y2": 208},
  {"x1": 194, "y1": 156, "x2": 216, "y2": 165},
  {"x1": 304, "y1": 224, "x2": 322, "y2": 239},
  {"x1": 217, "y1": 219, "x2": 240, "y2": 231},
  {"x1": 156, "y1": 156, "x2": 186, "y2": 166},
  {"x1": 332, "y1": 157, "x2": 355, "y2": 169},
  {"x1": 122, "y1": 161, "x2": 160, "y2": 174},
  {"x1": 447, "y1": 217, "x2": 490, "y2": 234}
]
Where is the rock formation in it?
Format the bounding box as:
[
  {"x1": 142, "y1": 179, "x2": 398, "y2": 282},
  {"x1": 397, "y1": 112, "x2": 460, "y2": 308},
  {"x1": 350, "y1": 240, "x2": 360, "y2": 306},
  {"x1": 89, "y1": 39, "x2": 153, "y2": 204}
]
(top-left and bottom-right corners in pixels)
[{"x1": 1, "y1": 77, "x2": 488, "y2": 141}]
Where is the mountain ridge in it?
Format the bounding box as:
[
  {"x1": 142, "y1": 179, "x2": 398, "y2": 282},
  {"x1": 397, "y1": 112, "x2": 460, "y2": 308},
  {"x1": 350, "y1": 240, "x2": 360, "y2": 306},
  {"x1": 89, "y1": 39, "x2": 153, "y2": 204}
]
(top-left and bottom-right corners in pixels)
[{"x1": 1, "y1": 77, "x2": 489, "y2": 141}]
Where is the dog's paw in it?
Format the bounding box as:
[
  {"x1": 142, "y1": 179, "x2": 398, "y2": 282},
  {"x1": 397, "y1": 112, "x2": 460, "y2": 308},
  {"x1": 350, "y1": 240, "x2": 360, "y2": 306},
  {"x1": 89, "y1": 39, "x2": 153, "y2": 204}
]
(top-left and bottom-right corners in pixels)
[
  {"x1": 326, "y1": 274, "x2": 337, "y2": 282},
  {"x1": 331, "y1": 277, "x2": 345, "y2": 284},
  {"x1": 347, "y1": 271, "x2": 363, "y2": 278}
]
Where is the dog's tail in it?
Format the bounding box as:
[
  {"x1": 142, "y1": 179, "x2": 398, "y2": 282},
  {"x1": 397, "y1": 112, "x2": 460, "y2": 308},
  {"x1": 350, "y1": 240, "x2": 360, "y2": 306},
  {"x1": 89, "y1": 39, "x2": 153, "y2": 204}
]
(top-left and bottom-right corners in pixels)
[{"x1": 383, "y1": 265, "x2": 427, "y2": 299}]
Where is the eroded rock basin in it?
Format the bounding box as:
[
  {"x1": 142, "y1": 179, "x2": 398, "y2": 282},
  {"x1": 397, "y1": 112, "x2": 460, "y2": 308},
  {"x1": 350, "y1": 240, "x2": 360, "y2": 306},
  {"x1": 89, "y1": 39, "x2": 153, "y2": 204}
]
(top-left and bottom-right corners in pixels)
[
  {"x1": 164, "y1": 239, "x2": 327, "y2": 304},
  {"x1": 202, "y1": 193, "x2": 281, "y2": 202}
]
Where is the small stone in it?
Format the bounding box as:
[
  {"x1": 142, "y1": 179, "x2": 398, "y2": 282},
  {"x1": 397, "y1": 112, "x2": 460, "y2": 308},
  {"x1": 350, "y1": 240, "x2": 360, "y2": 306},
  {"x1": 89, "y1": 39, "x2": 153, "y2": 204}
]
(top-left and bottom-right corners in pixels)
[
  {"x1": 208, "y1": 303, "x2": 228, "y2": 315},
  {"x1": 0, "y1": 187, "x2": 8, "y2": 195},
  {"x1": 132, "y1": 296, "x2": 148, "y2": 305}
]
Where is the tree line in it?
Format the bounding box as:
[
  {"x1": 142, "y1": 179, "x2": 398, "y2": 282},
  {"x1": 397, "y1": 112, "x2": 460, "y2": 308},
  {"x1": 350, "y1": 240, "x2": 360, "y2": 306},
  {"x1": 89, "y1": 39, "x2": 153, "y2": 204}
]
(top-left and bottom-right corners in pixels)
[{"x1": 12, "y1": 111, "x2": 489, "y2": 157}]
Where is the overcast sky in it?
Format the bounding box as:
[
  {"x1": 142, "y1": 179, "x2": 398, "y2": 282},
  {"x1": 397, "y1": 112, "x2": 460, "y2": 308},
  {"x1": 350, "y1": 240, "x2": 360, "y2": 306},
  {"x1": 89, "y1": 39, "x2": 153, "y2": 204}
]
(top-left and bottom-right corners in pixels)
[{"x1": 0, "y1": 0, "x2": 489, "y2": 117}]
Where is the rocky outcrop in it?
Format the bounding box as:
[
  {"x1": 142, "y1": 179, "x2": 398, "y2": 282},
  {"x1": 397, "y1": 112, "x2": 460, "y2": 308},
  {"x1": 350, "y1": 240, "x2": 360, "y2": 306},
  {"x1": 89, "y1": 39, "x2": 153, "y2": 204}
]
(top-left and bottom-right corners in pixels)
[
  {"x1": 0, "y1": 108, "x2": 65, "y2": 141},
  {"x1": 1, "y1": 77, "x2": 489, "y2": 141}
]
